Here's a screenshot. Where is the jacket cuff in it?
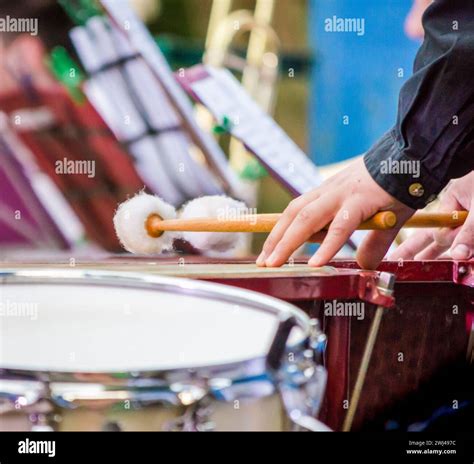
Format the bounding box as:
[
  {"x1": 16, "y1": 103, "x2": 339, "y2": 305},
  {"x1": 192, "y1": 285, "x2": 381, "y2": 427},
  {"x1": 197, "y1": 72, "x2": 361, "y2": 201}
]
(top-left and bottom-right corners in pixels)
[{"x1": 363, "y1": 130, "x2": 445, "y2": 209}]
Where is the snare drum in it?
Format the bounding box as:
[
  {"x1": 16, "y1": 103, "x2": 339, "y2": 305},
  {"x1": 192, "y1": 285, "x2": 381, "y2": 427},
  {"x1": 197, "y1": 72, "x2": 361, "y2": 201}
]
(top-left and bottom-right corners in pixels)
[{"x1": 0, "y1": 269, "x2": 328, "y2": 432}]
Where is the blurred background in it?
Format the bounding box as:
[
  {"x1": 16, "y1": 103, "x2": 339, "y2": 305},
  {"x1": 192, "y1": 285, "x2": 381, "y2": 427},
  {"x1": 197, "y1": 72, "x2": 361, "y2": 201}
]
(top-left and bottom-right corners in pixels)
[{"x1": 0, "y1": 0, "x2": 425, "y2": 258}]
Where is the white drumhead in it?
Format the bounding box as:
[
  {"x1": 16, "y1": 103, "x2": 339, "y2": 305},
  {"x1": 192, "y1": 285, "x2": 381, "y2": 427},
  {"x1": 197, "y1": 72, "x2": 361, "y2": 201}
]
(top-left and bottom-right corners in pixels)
[{"x1": 1, "y1": 278, "x2": 305, "y2": 373}]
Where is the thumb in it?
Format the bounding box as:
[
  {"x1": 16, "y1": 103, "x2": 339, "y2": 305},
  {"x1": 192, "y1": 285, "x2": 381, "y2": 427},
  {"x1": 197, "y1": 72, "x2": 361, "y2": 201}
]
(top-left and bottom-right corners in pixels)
[{"x1": 357, "y1": 209, "x2": 414, "y2": 269}]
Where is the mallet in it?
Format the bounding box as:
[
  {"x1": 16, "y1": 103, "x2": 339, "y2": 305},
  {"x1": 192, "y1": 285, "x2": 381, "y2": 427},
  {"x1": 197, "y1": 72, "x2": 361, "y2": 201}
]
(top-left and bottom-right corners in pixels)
[{"x1": 114, "y1": 193, "x2": 469, "y2": 255}]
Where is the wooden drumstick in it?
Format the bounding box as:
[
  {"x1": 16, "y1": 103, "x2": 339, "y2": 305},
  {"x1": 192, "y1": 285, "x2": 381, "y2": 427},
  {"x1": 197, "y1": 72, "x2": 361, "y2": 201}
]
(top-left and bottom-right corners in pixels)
[
  {"x1": 146, "y1": 211, "x2": 398, "y2": 238},
  {"x1": 146, "y1": 210, "x2": 469, "y2": 238},
  {"x1": 404, "y1": 211, "x2": 468, "y2": 229}
]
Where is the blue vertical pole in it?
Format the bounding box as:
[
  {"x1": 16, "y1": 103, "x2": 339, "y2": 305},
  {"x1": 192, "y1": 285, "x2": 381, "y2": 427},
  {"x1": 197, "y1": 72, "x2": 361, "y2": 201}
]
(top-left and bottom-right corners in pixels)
[{"x1": 308, "y1": 0, "x2": 420, "y2": 166}]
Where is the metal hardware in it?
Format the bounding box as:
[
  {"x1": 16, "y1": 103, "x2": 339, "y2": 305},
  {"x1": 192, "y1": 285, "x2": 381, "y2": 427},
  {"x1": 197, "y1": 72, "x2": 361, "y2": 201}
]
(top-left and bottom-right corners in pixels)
[
  {"x1": 163, "y1": 387, "x2": 215, "y2": 432},
  {"x1": 342, "y1": 272, "x2": 396, "y2": 431},
  {"x1": 267, "y1": 315, "x2": 328, "y2": 432}
]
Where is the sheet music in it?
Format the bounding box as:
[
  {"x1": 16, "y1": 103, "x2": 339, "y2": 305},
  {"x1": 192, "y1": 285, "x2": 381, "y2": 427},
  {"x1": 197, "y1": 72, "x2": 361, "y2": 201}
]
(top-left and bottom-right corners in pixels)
[
  {"x1": 71, "y1": 15, "x2": 224, "y2": 205},
  {"x1": 108, "y1": 22, "x2": 221, "y2": 198},
  {"x1": 100, "y1": 0, "x2": 243, "y2": 198},
  {"x1": 190, "y1": 66, "x2": 324, "y2": 195}
]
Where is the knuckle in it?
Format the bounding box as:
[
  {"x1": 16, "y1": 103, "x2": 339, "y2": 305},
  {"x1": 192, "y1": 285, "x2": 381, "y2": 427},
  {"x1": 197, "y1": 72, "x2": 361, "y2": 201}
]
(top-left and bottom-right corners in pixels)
[
  {"x1": 286, "y1": 199, "x2": 302, "y2": 215},
  {"x1": 329, "y1": 224, "x2": 347, "y2": 238},
  {"x1": 349, "y1": 197, "x2": 374, "y2": 220},
  {"x1": 296, "y1": 207, "x2": 312, "y2": 223}
]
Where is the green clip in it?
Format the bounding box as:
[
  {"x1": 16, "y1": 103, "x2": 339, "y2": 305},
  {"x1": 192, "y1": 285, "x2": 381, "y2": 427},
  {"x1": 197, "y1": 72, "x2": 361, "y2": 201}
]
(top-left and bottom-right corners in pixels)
[
  {"x1": 48, "y1": 47, "x2": 86, "y2": 104},
  {"x1": 59, "y1": 0, "x2": 103, "y2": 25},
  {"x1": 240, "y1": 158, "x2": 268, "y2": 181},
  {"x1": 213, "y1": 115, "x2": 233, "y2": 135}
]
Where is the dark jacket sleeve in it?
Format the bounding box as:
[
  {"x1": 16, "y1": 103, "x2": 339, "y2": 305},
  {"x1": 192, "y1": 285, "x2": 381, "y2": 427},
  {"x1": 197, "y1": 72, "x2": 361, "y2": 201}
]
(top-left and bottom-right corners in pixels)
[{"x1": 364, "y1": 0, "x2": 474, "y2": 209}]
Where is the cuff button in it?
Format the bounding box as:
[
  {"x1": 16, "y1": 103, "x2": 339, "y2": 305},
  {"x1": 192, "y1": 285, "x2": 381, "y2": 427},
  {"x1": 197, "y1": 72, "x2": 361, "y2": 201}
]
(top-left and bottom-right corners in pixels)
[{"x1": 409, "y1": 183, "x2": 425, "y2": 198}]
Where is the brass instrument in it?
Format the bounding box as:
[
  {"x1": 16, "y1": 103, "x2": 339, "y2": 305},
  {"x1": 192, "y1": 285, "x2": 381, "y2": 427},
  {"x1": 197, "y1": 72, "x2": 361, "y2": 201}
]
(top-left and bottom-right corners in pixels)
[{"x1": 199, "y1": 0, "x2": 280, "y2": 186}]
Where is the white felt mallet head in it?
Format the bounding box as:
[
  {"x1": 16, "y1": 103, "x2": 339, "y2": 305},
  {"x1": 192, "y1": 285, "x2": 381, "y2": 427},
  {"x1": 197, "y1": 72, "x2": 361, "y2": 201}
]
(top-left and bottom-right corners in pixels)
[
  {"x1": 114, "y1": 193, "x2": 178, "y2": 254},
  {"x1": 179, "y1": 195, "x2": 248, "y2": 254}
]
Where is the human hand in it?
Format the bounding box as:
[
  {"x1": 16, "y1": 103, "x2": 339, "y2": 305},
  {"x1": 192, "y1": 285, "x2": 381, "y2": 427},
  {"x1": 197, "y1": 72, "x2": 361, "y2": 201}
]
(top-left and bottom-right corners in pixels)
[
  {"x1": 391, "y1": 171, "x2": 474, "y2": 261},
  {"x1": 256, "y1": 158, "x2": 415, "y2": 270},
  {"x1": 405, "y1": 0, "x2": 432, "y2": 40}
]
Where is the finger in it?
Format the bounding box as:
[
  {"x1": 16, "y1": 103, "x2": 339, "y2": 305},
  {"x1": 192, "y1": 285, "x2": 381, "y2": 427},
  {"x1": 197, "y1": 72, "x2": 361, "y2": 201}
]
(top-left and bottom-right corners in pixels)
[
  {"x1": 265, "y1": 195, "x2": 338, "y2": 267},
  {"x1": 433, "y1": 226, "x2": 459, "y2": 245},
  {"x1": 357, "y1": 209, "x2": 414, "y2": 269},
  {"x1": 308, "y1": 202, "x2": 365, "y2": 267},
  {"x1": 390, "y1": 230, "x2": 434, "y2": 261},
  {"x1": 414, "y1": 227, "x2": 460, "y2": 260},
  {"x1": 413, "y1": 225, "x2": 459, "y2": 260},
  {"x1": 357, "y1": 228, "x2": 401, "y2": 270},
  {"x1": 379, "y1": 186, "x2": 460, "y2": 264},
  {"x1": 419, "y1": 186, "x2": 466, "y2": 260},
  {"x1": 256, "y1": 190, "x2": 323, "y2": 266},
  {"x1": 450, "y1": 211, "x2": 474, "y2": 260},
  {"x1": 415, "y1": 241, "x2": 450, "y2": 260}
]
